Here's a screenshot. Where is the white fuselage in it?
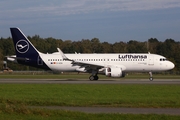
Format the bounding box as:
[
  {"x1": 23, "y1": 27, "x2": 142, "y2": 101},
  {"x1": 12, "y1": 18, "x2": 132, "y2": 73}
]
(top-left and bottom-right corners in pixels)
[{"x1": 39, "y1": 53, "x2": 174, "y2": 72}]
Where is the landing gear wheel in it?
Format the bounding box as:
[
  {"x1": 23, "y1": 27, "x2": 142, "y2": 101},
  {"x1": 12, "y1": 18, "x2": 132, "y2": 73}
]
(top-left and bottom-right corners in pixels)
[
  {"x1": 89, "y1": 75, "x2": 99, "y2": 81},
  {"x1": 89, "y1": 75, "x2": 94, "y2": 81},
  {"x1": 149, "y1": 77, "x2": 153, "y2": 81},
  {"x1": 94, "y1": 75, "x2": 99, "y2": 80},
  {"x1": 149, "y1": 72, "x2": 153, "y2": 81}
]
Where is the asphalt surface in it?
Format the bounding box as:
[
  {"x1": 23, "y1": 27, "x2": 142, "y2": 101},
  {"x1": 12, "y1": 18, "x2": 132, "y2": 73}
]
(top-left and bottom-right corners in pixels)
[
  {"x1": 33, "y1": 106, "x2": 180, "y2": 115},
  {"x1": 0, "y1": 79, "x2": 180, "y2": 84},
  {"x1": 1, "y1": 78, "x2": 180, "y2": 115}
]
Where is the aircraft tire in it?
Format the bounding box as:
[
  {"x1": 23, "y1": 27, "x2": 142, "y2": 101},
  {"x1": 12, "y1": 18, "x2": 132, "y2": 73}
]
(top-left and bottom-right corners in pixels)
[
  {"x1": 89, "y1": 75, "x2": 94, "y2": 81},
  {"x1": 89, "y1": 75, "x2": 99, "y2": 81},
  {"x1": 94, "y1": 75, "x2": 99, "y2": 80},
  {"x1": 149, "y1": 77, "x2": 153, "y2": 81}
]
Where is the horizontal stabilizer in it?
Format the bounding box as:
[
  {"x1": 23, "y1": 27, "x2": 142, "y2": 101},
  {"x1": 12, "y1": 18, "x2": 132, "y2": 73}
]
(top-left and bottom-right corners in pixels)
[{"x1": 7, "y1": 55, "x2": 30, "y2": 62}]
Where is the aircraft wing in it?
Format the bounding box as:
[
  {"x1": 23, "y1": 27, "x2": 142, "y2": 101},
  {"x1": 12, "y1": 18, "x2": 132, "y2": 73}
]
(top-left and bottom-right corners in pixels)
[
  {"x1": 57, "y1": 48, "x2": 104, "y2": 72},
  {"x1": 73, "y1": 60, "x2": 104, "y2": 68}
]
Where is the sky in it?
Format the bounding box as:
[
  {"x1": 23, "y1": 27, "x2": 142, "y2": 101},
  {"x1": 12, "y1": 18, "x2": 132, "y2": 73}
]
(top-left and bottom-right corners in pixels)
[{"x1": 0, "y1": 0, "x2": 180, "y2": 43}]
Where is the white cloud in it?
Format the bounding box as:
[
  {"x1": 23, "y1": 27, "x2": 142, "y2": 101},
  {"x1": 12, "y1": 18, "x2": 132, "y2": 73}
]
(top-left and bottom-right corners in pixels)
[
  {"x1": 0, "y1": 0, "x2": 180, "y2": 18},
  {"x1": 40, "y1": 0, "x2": 180, "y2": 16},
  {"x1": 56, "y1": 0, "x2": 180, "y2": 12}
]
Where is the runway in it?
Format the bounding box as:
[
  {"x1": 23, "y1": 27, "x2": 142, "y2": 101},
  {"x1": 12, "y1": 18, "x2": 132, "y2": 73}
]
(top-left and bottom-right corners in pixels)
[
  {"x1": 0, "y1": 78, "x2": 180, "y2": 84},
  {"x1": 32, "y1": 106, "x2": 180, "y2": 115},
  {"x1": 1, "y1": 78, "x2": 180, "y2": 115}
]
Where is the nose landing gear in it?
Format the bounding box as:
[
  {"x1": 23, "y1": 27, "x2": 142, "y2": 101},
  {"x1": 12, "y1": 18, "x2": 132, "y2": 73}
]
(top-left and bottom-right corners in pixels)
[{"x1": 149, "y1": 72, "x2": 153, "y2": 81}]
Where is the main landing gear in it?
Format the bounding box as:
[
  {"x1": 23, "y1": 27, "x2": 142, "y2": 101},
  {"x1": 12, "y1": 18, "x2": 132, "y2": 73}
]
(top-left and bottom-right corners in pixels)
[
  {"x1": 149, "y1": 72, "x2": 153, "y2": 81},
  {"x1": 89, "y1": 75, "x2": 99, "y2": 81},
  {"x1": 89, "y1": 70, "x2": 99, "y2": 81}
]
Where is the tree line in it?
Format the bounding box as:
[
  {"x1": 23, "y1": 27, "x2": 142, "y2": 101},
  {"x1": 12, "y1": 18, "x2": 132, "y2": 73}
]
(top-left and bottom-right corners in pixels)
[{"x1": 0, "y1": 36, "x2": 179, "y2": 72}]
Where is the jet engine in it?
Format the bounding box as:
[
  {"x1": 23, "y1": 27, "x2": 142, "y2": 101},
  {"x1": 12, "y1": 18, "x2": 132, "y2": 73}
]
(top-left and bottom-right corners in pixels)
[{"x1": 105, "y1": 67, "x2": 125, "y2": 78}]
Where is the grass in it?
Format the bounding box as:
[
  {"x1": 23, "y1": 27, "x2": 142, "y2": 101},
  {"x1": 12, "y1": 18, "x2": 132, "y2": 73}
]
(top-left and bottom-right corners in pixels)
[
  {"x1": 0, "y1": 84, "x2": 179, "y2": 119},
  {"x1": 0, "y1": 74, "x2": 179, "y2": 119},
  {"x1": 0, "y1": 105, "x2": 179, "y2": 120},
  {"x1": 0, "y1": 84, "x2": 179, "y2": 108},
  {"x1": 0, "y1": 100, "x2": 180, "y2": 120},
  {"x1": 0, "y1": 109, "x2": 180, "y2": 120}
]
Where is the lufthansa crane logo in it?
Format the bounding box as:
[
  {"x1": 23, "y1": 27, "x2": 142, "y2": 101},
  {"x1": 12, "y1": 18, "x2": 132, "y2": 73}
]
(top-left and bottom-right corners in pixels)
[{"x1": 16, "y1": 40, "x2": 29, "y2": 53}]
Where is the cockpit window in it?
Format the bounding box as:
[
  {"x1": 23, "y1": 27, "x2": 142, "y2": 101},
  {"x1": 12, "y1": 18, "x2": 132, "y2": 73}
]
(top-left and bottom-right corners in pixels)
[{"x1": 160, "y1": 58, "x2": 167, "y2": 61}]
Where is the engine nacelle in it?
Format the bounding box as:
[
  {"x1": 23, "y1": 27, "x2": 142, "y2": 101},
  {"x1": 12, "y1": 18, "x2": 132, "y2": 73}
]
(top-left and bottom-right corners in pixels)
[{"x1": 105, "y1": 67, "x2": 125, "y2": 78}]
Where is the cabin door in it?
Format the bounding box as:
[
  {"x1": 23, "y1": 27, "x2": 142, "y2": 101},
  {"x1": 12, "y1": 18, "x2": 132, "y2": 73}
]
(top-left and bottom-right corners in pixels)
[{"x1": 148, "y1": 55, "x2": 154, "y2": 66}]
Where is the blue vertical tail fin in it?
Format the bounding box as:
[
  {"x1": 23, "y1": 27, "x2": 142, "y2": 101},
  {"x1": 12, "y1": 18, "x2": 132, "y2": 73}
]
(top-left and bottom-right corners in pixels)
[
  {"x1": 10, "y1": 28, "x2": 50, "y2": 70},
  {"x1": 10, "y1": 28, "x2": 40, "y2": 58}
]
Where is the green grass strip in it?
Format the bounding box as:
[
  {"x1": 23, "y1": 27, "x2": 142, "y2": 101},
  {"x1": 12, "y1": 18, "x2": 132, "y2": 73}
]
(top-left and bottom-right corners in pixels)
[{"x1": 0, "y1": 84, "x2": 179, "y2": 108}]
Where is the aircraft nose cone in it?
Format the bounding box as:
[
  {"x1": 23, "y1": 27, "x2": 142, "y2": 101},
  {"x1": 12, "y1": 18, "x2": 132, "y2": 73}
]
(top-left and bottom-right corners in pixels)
[{"x1": 169, "y1": 62, "x2": 175, "y2": 69}]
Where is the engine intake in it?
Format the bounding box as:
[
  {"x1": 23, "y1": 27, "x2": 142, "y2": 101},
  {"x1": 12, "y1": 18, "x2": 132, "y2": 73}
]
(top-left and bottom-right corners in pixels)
[{"x1": 105, "y1": 67, "x2": 125, "y2": 78}]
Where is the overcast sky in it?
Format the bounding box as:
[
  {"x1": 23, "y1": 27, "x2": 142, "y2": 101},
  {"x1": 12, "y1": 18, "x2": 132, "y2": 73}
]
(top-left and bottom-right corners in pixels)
[{"x1": 0, "y1": 0, "x2": 180, "y2": 43}]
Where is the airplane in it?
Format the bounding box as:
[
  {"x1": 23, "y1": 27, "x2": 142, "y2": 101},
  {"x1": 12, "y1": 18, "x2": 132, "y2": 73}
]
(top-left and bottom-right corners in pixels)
[{"x1": 7, "y1": 27, "x2": 175, "y2": 81}]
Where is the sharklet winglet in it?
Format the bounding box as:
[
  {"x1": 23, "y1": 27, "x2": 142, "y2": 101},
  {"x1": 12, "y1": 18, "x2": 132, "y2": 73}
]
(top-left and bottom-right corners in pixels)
[{"x1": 57, "y1": 48, "x2": 73, "y2": 61}]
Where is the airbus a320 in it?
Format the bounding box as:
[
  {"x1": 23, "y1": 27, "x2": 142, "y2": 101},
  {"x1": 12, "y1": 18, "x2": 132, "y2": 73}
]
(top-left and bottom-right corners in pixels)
[{"x1": 7, "y1": 28, "x2": 175, "y2": 81}]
